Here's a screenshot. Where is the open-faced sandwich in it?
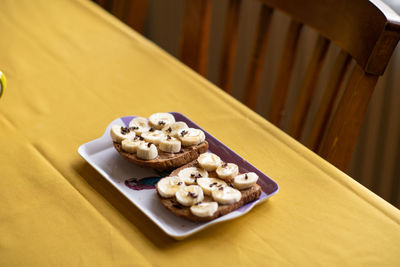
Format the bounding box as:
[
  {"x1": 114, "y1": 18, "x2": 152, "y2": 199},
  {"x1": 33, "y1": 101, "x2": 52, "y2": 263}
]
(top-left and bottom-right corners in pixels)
[
  {"x1": 156, "y1": 152, "x2": 262, "y2": 222},
  {"x1": 111, "y1": 112, "x2": 208, "y2": 171}
]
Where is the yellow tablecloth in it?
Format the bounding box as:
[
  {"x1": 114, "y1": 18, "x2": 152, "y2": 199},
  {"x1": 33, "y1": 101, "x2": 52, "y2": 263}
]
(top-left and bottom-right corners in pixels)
[{"x1": 1, "y1": 0, "x2": 399, "y2": 266}]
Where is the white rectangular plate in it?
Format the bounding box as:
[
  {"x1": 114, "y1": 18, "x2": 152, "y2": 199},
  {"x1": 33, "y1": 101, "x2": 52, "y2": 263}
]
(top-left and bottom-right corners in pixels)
[{"x1": 78, "y1": 112, "x2": 279, "y2": 239}]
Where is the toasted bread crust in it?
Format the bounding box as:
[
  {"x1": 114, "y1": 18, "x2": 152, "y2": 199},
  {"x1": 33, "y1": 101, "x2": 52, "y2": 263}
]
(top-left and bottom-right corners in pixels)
[
  {"x1": 114, "y1": 141, "x2": 209, "y2": 171},
  {"x1": 156, "y1": 161, "x2": 262, "y2": 222}
]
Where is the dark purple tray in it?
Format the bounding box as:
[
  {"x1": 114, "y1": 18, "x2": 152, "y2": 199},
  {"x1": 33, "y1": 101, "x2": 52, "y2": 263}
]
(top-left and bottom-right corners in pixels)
[{"x1": 121, "y1": 112, "x2": 279, "y2": 209}]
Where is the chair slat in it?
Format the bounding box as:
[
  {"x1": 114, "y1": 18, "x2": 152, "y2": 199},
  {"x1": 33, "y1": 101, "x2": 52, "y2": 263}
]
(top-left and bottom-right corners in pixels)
[
  {"x1": 289, "y1": 35, "x2": 330, "y2": 139},
  {"x1": 268, "y1": 20, "x2": 303, "y2": 125},
  {"x1": 123, "y1": 0, "x2": 149, "y2": 34},
  {"x1": 319, "y1": 64, "x2": 378, "y2": 170},
  {"x1": 219, "y1": 0, "x2": 242, "y2": 94},
  {"x1": 180, "y1": 0, "x2": 212, "y2": 76},
  {"x1": 110, "y1": 0, "x2": 125, "y2": 19},
  {"x1": 242, "y1": 5, "x2": 274, "y2": 110},
  {"x1": 307, "y1": 50, "x2": 351, "y2": 151},
  {"x1": 95, "y1": 0, "x2": 111, "y2": 10}
]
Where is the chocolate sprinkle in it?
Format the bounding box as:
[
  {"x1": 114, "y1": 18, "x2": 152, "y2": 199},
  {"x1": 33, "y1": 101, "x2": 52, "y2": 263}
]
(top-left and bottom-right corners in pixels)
[
  {"x1": 245, "y1": 174, "x2": 248, "y2": 180},
  {"x1": 218, "y1": 187, "x2": 224, "y2": 191},
  {"x1": 130, "y1": 126, "x2": 139, "y2": 130},
  {"x1": 180, "y1": 130, "x2": 188, "y2": 137},
  {"x1": 120, "y1": 126, "x2": 130, "y2": 135},
  {"x1": 167, "y1": 135, "x2": 172, "y2": 140},
  {"x1": 187, "y1": 192, "x2": 198, "y2": 198},
  {"x1": 209, "y1": 182, "x2": 218, "y2": 187}
]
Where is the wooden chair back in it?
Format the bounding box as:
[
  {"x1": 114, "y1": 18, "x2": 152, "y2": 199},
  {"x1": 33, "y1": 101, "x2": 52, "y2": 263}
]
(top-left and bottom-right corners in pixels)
[{"x1": 94, "y1": 0, "x2": 400, "y2": 171}]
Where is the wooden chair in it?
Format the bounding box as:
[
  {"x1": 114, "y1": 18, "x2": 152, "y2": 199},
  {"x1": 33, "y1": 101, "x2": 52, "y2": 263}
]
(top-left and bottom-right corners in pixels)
[{"x1": 94, "y1": 0, "x2": 400, "y2": 172}]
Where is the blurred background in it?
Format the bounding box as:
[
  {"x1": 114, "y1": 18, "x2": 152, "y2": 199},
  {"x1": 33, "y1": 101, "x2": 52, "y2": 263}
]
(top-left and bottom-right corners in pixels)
[{"x1": 94, "y1": 0, "x2": 400, "y2": 208}]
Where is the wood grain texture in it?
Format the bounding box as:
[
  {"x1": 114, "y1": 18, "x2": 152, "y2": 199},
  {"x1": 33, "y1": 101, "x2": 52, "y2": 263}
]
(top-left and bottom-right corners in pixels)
[
  {"x1": 319, "y1": 65, "x2": 378, "y2": 170},
  {"x1": 97, "y1": 0, "x2": 400, "y2": 173},
  {"x1": 268, "y1": 20, "x2": 303, "y2": 126},
  {"x1": 289, "y1": 35, "x2": 330, "y2": 139},
  {"x1": 307, "y1": 50, "x2": 351, "y2": 151},
  {"x1": 123, "y1": 0, "x2": 149, "y2": 34},
  {"x1": 242, "y1": 5, "x2": 274, "y2": 110},
  {"x1": 218, "y1": 0, "x2": 242, "y2": 94},
  {"x1": 260, "y1": 0, "x2": 400, "y2": 75},
  {"x1": 180, "y1": 0, "x2": 212, "y2": 76}
]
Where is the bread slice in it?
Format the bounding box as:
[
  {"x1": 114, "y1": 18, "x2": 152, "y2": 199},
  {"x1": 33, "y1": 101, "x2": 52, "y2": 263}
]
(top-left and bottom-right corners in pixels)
[
  {"x1": 114, "y1": 141, "x2": 209, "y2": 171},
  {"x1": 156, "y1": 160, "x2": 262, "y2": 222}
]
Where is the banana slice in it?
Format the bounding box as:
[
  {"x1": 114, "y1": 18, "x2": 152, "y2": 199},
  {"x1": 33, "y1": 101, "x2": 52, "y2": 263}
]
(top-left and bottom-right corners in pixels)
[
  {"x1": 233, "y1": 172, "x2": 259, "y2": 190},
  {"x1": 190, "y1": 202, "x2": 218, "y2": 217},
  {"x1": 110, "y1": 125, "x2": 136, "y2": 143},
  {"x1": 149, "y1": 112, "x2": 175, "y2": 130},
  {"x1": 162, "y1": 121, "x2": 189, "y2": 137},
  {"x1": 178, "y1": 167, "x2": 208, "y2": 185},
  {"x1": 121, "y1": 136, "x2": 146, "y2": 153},
  {"x1": 141, "y1": 130, "x2": 165, "y2": 145},
  {"x1": 159, "y1": 135, "x2": 181, "y2": 153},
  {"x1": 211, "y1": 186, "x2": 242, "y2": 205},
  {"x1": 136, "y1": 142, "x2": 158, "y2": 160},
  {"x1": 197, "y1": 152, "x2": 222, "y2": 171},
  {"x1": 175, "y1": 185, "x2": 204, "y2": 206},
  {"x1": 129, "y1": 117, "x2": 151, "y2": 135},
  {"x1": 178, "y1": 128, "x2": 205, "y2": 147},
  {"x1": 196, "y1": 177, "x2": 227, "y2": 195},
  {"x1": 157, "y1": 176, "x2": 185, "y2": 198},
  {"x1": 216, "y1": 163, "x2": 239, "y2": 181}
]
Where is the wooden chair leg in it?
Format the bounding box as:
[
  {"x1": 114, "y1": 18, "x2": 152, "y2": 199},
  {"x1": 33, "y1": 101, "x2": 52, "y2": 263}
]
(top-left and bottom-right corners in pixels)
[
  {"x1": 219, "y1": 0, "x2": 242, "y2": 94},
  {"x1": 180, "y1": 0, "x2": 212, "y2": 76},
  {"x1": 319, "y1": 64, "x2": 378, "y2": 171},
  {"x1": 307, "y1": 51, "x2": 351, "y2": 151}
]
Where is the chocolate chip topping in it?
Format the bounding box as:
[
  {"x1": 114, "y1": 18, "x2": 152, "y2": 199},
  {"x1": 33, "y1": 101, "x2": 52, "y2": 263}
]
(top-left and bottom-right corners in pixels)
[
  {"x1": 187, "y1": 192, "x2": 198, "y2": 198},
  {"x1": 147, "y1": 142, "x2": 153, "y2": 148},
  {"x1": 209, "y1": 182, "x2": 218, "y2": 187},
  {"x1": 130, "y1": 126, "x2": 139, "y2": 130},
  {"x1": 120, "y1": 126, "x2": 130, "y2": 135},
  {"x1": 166, "y1": 127, "x2": 172, "y2": 133},
  {"x1": 177, "y1": 182, "x2": 183, "y2": 185},
  {"x1": 149, "y1": 127, "x2": 155, "y2": 132},
  {"x1": 245, "y1": 174, "x2": 248, "y2": 180},
  {"x1": 158, "y1": 121, "x2": 166, "y2": 126},
  {"x1": 167, "y1": 135, "x2": 172, "y2": 140},
  {"x1": 180, "y1": 130, "x2": 188, "y2": 137},
  {"x1": 222, "y1": 163, "x2": 228, "y2": 168},
  {"x1": 218, "y1": 187, "x2": 224, "y2": 191},
  {"x1": 190, "y1": 173, "x2": 195, "y2": 178}
]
